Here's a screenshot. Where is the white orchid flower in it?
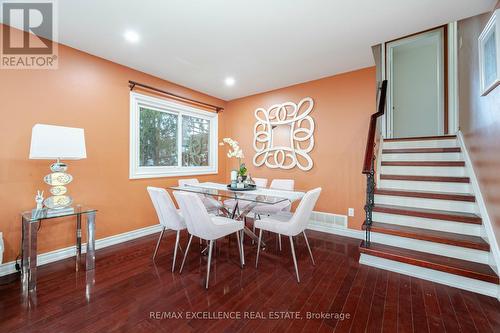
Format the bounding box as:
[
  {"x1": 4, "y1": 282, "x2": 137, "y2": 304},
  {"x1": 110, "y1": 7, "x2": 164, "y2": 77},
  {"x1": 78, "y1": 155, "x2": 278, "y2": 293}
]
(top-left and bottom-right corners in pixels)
[{"x1": 221, "y1": 137, "x2": 244, "y2": 163}]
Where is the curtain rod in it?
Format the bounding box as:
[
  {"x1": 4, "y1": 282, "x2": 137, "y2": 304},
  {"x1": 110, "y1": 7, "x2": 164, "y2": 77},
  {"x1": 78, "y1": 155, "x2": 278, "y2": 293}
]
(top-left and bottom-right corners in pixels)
[{"x1": 128, "y1": 80, "x2": 224, "y2": 113}]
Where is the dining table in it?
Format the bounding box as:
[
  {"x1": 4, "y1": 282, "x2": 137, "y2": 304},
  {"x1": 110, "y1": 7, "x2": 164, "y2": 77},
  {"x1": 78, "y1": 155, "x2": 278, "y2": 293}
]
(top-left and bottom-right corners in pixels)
[{"x1": 168, "y1": 182, "x2": 305, "y2": 249}]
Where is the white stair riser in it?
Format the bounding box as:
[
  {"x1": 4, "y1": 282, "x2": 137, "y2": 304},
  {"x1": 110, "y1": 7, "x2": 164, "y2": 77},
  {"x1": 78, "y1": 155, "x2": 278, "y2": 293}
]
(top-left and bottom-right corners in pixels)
[
  {"x1": 374, "y1": 195, "x2": 478, "y2": 214},
  {"x1": 359, "y1": 254, "x2": 498, "y2": 298},
  {"x1": 383, "y1": 139, "x2": 458, "y2": 149},
  {"x1": 382, "y1": 152, "x2": 462, "y2": 161},
  {"x1": 379, "y1": 179, "x2": 473, "y2": 194},
  {"x1": 372, "y1": 212, "x2": 483, "y2": 236},
  {"x1": 370, "y1": 232, "x2": 489, "y2": 264},
  {"x1": 380, "y1": 165, "x2": 466, "y2": 177}
]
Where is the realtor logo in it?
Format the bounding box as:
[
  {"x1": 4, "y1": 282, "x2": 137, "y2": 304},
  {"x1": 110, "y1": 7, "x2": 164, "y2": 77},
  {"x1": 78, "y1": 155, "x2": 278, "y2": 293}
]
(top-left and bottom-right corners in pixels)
[{"x1": 1, "y1": 0, "x2": 58, "y2": 69}]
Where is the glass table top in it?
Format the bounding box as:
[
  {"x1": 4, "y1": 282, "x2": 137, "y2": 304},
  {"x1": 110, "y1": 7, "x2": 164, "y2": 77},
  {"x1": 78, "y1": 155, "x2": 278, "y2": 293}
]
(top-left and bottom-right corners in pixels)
[
  {"x1": 22, "y1": 205, "x2": 97, "y2": 222},
  {"x1": 168, "y1": 182, "x2": 305, "y2": 205}
]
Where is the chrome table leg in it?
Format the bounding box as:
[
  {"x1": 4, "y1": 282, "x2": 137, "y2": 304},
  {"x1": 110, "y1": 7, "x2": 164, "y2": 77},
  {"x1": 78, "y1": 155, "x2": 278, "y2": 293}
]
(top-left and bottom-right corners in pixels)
[
  {"x1": 235, "y1": 231, "x2": 244, "y2": 268},
  {"x1": 28, "y1": 220, "x2": 39, "y2": 291},
  {"x1": 86, "y1": 211, "x2": 96, "y2": 271},
  {"x1": 235, "y1": 202, "x2": 266, "y2": 249},
  {"x1": 255, "y1": 229, "x2": 263, "y2": 268},
  {"x1": 206, "y1": 240, "x2": 214, "y2": 289},
  {"x1": 21, "y1": 217, "x2": 30, "y2": 291},
  {"x1": 76, "y1": 213, "x2": 82, "y2": 271},
  {"x1": 240, "y1": 230, "x2": 245, "y2": 266}
]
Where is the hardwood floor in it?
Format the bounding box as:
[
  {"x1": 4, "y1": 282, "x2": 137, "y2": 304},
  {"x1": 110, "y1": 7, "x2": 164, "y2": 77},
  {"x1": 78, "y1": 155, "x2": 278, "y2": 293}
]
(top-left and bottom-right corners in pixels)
[{"x1": 0, "y1": 230, "x2": 499, "y2": 332}]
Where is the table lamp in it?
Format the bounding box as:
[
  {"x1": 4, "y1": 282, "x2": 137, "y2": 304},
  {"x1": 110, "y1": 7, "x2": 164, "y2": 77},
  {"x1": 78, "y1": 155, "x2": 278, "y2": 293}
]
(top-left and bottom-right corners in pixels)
[{"x1": 29, "y1": 124, "x2": 87, "y2": 210}]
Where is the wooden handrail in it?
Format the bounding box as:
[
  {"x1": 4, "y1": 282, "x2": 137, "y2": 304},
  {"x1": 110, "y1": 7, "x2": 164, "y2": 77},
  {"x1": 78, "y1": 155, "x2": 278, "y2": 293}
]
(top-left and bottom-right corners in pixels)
[{"x1": 362, "y1": 80, "x2": 388, "y2": 174}]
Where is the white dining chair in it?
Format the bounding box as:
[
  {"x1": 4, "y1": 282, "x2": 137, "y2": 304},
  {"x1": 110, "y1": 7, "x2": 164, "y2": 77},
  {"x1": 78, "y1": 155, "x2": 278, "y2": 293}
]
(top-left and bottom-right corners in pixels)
[
  {"x1": 254, "y1": 187, "x2": 321, "y2": 283},
  {"x1": 253, "y1": 177, "x2": 269, "y2": 188},
  {"x1": 223, "y1": 177, "x2": 268, "y2": 213},
  {"x1": 252, "y1": 179, "x2": 295, "y2": 249},
  {"x1": 252, "y1": 179, "x2": 294, "y2": 215},
  {"x1": 178, "y1": 178, "x2": 223, "y2": 214},
  {"x1": 147, "y1": 187, "x2": 186, "y2": 272},
  {"x1": 173, "y1": 191, "x2": 244, "y2": 289}
]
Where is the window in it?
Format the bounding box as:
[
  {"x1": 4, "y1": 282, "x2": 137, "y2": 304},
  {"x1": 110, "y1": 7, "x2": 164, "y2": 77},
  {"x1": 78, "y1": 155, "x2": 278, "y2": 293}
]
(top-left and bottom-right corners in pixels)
[{"x1": 130, "y1": 93, "x2": 218, "y2": 178}]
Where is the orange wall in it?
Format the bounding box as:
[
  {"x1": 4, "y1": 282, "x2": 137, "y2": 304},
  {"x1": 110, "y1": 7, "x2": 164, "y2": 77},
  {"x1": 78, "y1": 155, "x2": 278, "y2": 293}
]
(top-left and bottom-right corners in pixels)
[
  {"x1": 224, "y1": 67, "x2": 377, "y2": 230},
  {"x1": 0, "y1": 25, "x2": 227, "y2": 263}
]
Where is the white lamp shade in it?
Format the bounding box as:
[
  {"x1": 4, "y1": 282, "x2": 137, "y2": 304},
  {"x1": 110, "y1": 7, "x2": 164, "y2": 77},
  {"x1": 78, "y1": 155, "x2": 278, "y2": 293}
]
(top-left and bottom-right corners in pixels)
[{"x1": 29, "y1": 124, "x2": 87, "y2": 160}]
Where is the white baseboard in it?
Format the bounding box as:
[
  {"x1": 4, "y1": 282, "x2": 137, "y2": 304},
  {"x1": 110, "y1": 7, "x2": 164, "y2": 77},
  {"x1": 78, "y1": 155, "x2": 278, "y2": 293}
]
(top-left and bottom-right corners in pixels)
[
  {"x1": 0, "y1": 224, "x2": 162, "y2": 277},
  {"x1": 360, "y1": 253, "x2": 499, "y2": 298}
]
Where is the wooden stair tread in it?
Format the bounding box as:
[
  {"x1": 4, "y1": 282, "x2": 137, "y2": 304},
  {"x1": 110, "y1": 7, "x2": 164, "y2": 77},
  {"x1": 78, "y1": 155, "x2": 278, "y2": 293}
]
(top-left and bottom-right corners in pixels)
[
  {"x1": 359, "y1": 241, "x2": 499, "y2": 284},
  {"x1": 373, "y1": 204, "x2": 482, "y2": 225},
  {"x1": 375, "y1": 188, "x2": 476, "y2": 202},
  {"x1": 364, "y1": 222, "x2": 489, "y2": 251},
  {"x1": 383, "y1": 147, "x2": 461, "y2": 154},
  {"x1": 380, "y1": 174, "x2": 470, "y2": 183},
  {"x1": 381, "y1": 161, "x2": 465, "y2": 167},
  {"x1": 384, "y1": 135, "x2": 457, "y2": 142}
]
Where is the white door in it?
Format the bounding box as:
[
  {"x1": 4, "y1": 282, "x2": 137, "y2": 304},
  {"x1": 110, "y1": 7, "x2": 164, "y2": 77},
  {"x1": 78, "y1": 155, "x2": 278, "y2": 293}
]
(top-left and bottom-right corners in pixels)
[{"x1": 387, "y1": 29, "x2": 445, "y2": 138}]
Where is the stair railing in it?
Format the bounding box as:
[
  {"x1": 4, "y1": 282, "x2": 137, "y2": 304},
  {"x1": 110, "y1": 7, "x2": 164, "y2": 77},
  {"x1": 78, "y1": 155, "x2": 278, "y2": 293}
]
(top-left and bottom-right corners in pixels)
[{"x1": 362, "y1": 80, "x2": 388, "y2": 246}]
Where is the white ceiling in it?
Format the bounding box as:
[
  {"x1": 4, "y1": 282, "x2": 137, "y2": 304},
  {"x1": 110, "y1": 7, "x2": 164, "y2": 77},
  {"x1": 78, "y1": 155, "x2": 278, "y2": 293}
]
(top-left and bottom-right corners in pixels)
[{"x1": 9, "y1": 0, "x2": 499, "y2": 100}]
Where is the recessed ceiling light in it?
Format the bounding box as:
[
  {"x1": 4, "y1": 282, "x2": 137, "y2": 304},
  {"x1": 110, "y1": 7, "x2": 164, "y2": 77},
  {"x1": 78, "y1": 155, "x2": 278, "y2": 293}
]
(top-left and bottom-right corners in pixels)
[
  {"x1": 124, "y1": 30, "x2": 140, "y2": 43},
  {"x1": 225, "y1": 77, "x2": 235, "y2": 86}
]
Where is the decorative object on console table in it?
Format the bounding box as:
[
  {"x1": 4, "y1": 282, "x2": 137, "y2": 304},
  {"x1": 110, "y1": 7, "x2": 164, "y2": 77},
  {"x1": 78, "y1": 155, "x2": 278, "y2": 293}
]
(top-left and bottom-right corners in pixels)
[
  {"x1": 29, "y1": 124, "x2": 87, "y2": 211},
  {"x1": 478, "y1": 9, "x2": 500, "y2": 96},
  {"x1": 245, "y1": 174, "x2": 256, "y2": 186},
  {"x1": 32, "y1": 190, "x2": 44, "y2": 219},
  {"x1": 253, "y1": 97, "x2": 315, "y2": 171}
]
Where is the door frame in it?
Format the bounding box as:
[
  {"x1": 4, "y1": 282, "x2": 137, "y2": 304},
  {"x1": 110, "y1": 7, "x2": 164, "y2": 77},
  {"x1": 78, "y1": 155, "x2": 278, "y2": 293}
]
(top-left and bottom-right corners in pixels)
[{"x1": 383, "y1": 25, "x2": 449, "y2": 139}]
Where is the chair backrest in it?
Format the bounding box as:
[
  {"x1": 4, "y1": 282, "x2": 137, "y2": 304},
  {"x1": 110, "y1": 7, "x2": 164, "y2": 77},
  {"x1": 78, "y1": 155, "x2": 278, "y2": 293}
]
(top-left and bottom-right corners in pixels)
[
  {"x1": 270, "y1": 179, "x2": 294, "y2": 190},
  {"x1": 253, "y1": 177, "x2": 268, "y2": 188},
  {"x1": 147, "y1": 187, "x2": 185, "y2": 231},
  {"x1": 173, "y1": 191, "x2": 217, "y2": 239},
  {"x1": 178, "y1": 178, "x2": 199, "y2": 187},
  {"x1": 288, "y1": 187, "x2": 322, "y2": 235}
]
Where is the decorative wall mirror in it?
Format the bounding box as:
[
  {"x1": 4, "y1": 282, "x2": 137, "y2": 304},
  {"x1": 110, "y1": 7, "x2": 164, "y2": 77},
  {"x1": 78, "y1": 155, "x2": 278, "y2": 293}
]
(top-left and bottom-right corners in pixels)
[{"x1": 253, "y1": 97, "x2": 315, "y2": 171}]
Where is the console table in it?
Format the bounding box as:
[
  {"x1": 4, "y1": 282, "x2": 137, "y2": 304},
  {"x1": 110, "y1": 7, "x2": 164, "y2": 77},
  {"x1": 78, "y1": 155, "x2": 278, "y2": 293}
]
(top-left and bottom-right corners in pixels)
[{"x1": 21, "y1": 205, "x2": 97, "y2": 292}]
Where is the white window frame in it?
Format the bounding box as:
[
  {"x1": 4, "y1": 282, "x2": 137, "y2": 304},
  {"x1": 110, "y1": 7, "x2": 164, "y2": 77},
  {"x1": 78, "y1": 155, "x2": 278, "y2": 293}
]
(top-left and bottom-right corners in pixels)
[{"x1": 129, "y1": 92, "x2": 218, "y2": 179}]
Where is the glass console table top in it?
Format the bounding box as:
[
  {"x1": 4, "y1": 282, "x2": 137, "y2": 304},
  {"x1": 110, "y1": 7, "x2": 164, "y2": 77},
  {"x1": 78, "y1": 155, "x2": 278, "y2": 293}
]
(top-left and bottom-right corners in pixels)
[
  {"x1": 168, "y1": 182, "x2": 305, "y2": 205},
  {"x1": 22, "y1": 205, "x2": 97, "y2": 222}
]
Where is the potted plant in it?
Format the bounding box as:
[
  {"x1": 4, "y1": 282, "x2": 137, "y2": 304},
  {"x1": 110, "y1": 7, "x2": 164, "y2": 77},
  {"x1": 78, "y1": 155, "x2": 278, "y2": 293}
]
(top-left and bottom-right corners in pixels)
[
  {"x1": 238, "y1": 163, "x2": 248, "y2": 180},
  {"x1": 220, "y1": 138, "x2": 247, "y2": 179}
]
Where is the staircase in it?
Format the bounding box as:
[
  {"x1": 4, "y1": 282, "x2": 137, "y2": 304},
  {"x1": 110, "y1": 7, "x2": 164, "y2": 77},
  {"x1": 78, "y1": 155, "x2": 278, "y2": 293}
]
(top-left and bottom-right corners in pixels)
[{"x1": 359, "y1": 135, "x2": 499, "y2": 297}]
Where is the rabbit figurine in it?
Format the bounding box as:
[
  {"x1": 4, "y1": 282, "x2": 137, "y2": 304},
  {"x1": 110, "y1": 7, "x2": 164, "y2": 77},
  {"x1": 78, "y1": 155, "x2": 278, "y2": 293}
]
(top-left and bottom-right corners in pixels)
[{"x1": 35, "y1": 190, "x2": 44, "y2": 210}]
